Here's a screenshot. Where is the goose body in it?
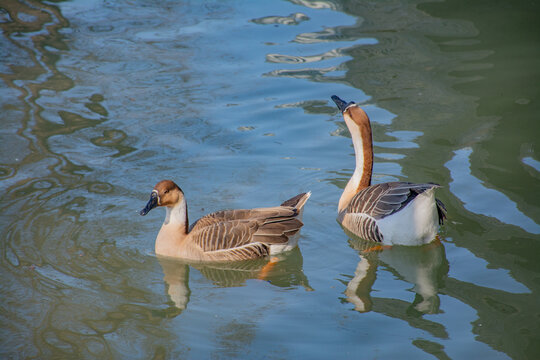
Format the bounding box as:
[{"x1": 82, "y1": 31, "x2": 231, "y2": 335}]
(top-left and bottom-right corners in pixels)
[
  {"x1": 332, "y1": 95, "x2": 446, "y2": 245},
  {"x1": 140, "y1": 180, "x2": 311, "y2": 261}
]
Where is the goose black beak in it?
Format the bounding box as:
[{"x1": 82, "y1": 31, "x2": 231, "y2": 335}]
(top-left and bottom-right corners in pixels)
[
  {"x1": 331, "y1": 95, "x2": 355, "y2": 113},
  {"x1": 140, "y1": 192, "x2": 158, "y2": 216}
]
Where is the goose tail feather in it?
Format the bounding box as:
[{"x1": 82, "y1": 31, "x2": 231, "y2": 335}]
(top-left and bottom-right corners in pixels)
[
  {"x1": 280, "y1": 191, "x2": 311, "y2": 210},
  {"x1": 435, "y1": 198, "x2": 447, "y2": 225}
]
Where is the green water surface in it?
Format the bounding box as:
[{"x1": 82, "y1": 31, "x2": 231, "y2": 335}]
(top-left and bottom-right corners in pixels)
[{"x1": 1, "y1": 0, "x2": 539, "y2": 359}]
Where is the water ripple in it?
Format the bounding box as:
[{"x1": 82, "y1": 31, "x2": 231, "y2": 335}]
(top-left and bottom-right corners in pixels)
[
  {"x1": 446, "y1": 148, "x2": 540, "y2": 234},
  {"x1": 289, "y1": 0, "x2": 338, "y2": 10},
  {"x1": 251, "y1": 13, "x2": 309, "y2": 26},
  {"x1": 266, "y1": 48, "x2": 345, "y2": 64},
  {"x1": 294, "y1": 28, "x2": 377, "y2": 44},
  {"x1": 264, "y1": 65, "x2": 343, "y2": 81}
]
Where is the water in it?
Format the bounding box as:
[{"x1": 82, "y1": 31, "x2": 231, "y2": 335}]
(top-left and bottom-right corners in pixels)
[{"x1": 1, "y1": 0, "x2": 539, "y2": 358}]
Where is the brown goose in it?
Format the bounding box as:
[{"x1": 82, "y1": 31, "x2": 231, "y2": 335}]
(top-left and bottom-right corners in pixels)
[
  {"x1": 140, "y1": 180, "x2": 311, "y2": 261},
  {"x1": 331, "y1": 95, "x2": 446, "y2": 245}
]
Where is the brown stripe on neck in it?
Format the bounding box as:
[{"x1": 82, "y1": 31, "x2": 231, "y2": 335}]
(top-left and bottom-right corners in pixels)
[
  {"x1": 358, "y1": 122, "x2": 373, "y2": 191},
  {"x1": 183, "y1": 206, "x2": 189, "y2": 235},
  {"x1": 350, "y1": 107, "x2": 373, "y2": 191}
]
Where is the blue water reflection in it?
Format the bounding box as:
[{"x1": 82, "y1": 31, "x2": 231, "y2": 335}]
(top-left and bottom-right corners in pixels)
[
  {"x1": 344, "y1": 239, "x2": 448, "y2": 314},
  {"x1": 447, "y1": 148, "x2": 540, "y2": 235}
]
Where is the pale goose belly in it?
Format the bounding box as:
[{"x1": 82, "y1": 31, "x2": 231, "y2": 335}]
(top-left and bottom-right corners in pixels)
[
  {"x1": 269, "y1": 235, "x2": 299, "y2": 255},
  {"x1": 376, "y1": 189, "x2": 439, "y2": 245}
]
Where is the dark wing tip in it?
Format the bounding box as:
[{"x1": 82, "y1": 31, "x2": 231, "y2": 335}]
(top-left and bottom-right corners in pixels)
[
  {"x1": 280, "y1": 192, "x2": 307, "y2": 208},
  {"x1": 436, "y1": 198, "x2": 447, "y2": 225}
]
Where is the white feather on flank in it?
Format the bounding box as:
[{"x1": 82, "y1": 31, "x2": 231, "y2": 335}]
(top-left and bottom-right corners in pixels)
[
  {"x1": 270, "y1": 238, "x2": 299, "y2": 255},
  {"x1": 376, "y1": 188, "x2": 439, "y2": 245}
]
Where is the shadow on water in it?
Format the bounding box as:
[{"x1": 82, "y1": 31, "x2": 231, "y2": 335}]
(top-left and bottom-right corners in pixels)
[
  {"x1": 340, "y1": 236, "x2": 451, "y2": 357},
  {"x1": 342, "y1": 237, "x2": 449, "y2": 316},
  {"x1": 158, "y1": 247, "x2": 312, "y2": 310}
]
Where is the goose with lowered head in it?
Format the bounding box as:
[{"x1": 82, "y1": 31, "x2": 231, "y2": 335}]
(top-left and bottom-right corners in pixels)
[{"x1": 140, "y1": 180, "x2": 311, "y2": 261}]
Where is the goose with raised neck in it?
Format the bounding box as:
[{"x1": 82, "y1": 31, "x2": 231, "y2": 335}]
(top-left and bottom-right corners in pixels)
[{"x1": 332, "y1": 95, "x2": 446, "y2": 245}]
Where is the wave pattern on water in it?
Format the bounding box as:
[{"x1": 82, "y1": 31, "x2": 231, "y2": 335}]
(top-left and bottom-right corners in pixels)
[
  {"x1": 251, "y1": 12, "x2": 310, "y2": 26},
  {"x1": 1, "y1": 0, "x2": 539, "y2": 359}
]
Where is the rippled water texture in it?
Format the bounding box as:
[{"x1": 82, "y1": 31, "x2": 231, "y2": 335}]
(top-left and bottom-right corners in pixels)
[{"x1": 1, "y1": 0, "x2": 539, "y2": 359}]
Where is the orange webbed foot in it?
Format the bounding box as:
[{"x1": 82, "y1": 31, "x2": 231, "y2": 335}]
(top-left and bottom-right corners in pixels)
[
  {"x1": 258, "y1": 257, "x2": 280, "y2": 280},
  {"x1": 362, "y1": 245, "x2": 392, "y2": 253}
]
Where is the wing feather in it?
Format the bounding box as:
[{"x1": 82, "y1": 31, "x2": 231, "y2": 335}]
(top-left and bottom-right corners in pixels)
[
  {"x1": 348, "y1": 182, "x2": 440, "y2": 219},
  {"x1": 184, "y1": 193, "x2": 310, "y2": 259},
  {"x1": 342, "y1": 213, "x2": 383, "y2": 243},
  {"x1": 189, "y1": 208, "x2": 297, "y2": 232},
  {"x1": 204, "y1": 242, "x2": 271, "y2": 262},
  {"x1": 190, "y1": 220, "x2": 259, "y2": 252}
]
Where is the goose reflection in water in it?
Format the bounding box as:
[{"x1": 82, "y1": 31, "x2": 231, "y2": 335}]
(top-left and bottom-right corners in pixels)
[
  {"x1": 344, "y1": 236, "x2": 449, "y2": 315},
  {"x1": 157, "y1": 247, "x2": 312, "y2": 310}
]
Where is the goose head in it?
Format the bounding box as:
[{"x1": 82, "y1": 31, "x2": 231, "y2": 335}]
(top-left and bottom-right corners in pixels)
[
  {"x1": 331, "y1": 95, "x2": 370, "y2": 129},
  {"x1": 140, "y1": 180, "x2": 184, "y2": 216}
]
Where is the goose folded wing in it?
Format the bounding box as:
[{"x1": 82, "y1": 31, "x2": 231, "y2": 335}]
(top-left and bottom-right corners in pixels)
[
  {"x1": 252, "y1": 218, "x2": 303, "y2": 244},
  {"x1": 189, "y1": 207, "x2": 297, "y2": 232},
  {"x1": 349, "y1": 182, "x2": 439, "y2": 219},
  {"x1": 190, "y1": 220, "x2": 261, "y2": 252}
]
